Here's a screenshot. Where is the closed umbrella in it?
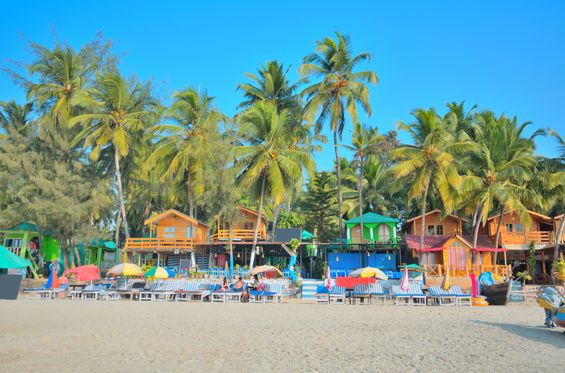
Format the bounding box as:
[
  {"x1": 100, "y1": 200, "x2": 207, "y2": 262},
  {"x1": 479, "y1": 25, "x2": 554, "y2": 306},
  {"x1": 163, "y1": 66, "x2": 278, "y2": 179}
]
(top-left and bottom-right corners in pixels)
[
  {"x1": 348, "y1": 267, "x2": 388, "y2": 281},
  {"x1": 325, "y1": 266, "x2": 332, "y2": 290},
  {"x1": 400, "y1": 267, "x2": 409, "y2": 291},
  {"x1": 441, "y1": 269, "x2": 451, "y2": 291}
]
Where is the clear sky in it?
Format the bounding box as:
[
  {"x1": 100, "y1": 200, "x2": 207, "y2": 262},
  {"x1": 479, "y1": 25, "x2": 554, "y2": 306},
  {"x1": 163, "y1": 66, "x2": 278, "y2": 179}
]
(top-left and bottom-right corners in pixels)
[{"x1": 1, "y1": 0, "x2": 564, "y2": 169}]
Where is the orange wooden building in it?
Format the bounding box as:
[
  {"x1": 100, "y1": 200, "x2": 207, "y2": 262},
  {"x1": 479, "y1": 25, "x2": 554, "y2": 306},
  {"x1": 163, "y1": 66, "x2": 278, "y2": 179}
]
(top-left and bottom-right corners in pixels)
[
  {"x1": 404, "y1": 210, "x2": 466, "y2": 236},
  {"x1": 211, "y1": 206, "x2": 268, "y2": 242},
  {"x1": 124, "y1": 209, "x2": 209, "y2": 254},
  {"x1": 485, "y1": 210, "x2": 557, "y2": 250}
]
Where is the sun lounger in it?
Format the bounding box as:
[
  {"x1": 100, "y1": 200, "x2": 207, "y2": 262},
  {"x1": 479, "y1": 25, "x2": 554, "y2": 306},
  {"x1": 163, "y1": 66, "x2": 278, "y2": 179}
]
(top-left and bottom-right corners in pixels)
[
  {"x1": 249, "y1": 289, "x2": 264, "y2": 303},
  {"x1": 427, "y1": 286, "x2": 457, "y2": 306},
  {"x1": 151, "y1": 280, "x2": 180, "y2": 301},
  {"x1": 189, "y1": 283, "x2": 212, "y2": 302},
  {"x1": 391, "y1": 286, "x2": 412, "y2": 305},
  {"x1": 211, "y1": 284, "x2": 227, "y2": 303},
  {"x1": 263, "y1": 283, "x2": 283, "y2": 303},
  {"x1": 315, "y1": 285, "x2": 330, "y2": 304},
  {"x1": 175, "y1": 281, "x2": 199, "y2": 302},
  {"x1": 225, "y1": 283, "x2": 247, "y2": 303},
  {"x1": 139, "y1": 281, "x2": 161, "y2": 301},
  {"x1": 449, "y1": 285, "x2": 472, "y2": 306},
  {"x1": 352, "y1": 284, "x2": 372, "y2": 305},
  {"x1": 329, "y1": 286, "x2": 346, "y2": 304}
]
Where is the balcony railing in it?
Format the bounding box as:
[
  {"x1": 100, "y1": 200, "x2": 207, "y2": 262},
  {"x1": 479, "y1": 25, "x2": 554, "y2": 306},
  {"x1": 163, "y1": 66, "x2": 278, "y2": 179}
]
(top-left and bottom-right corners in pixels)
[
  {"x1": 124, "y1": 237, "x2": 194, "y2": 252},
  {"x1": 423, "y1": 264, "x2": 511, "y2": 278},
  {"x1": 500, "y1": 231, "x2": 555, "y2": 245},
  {"x1": 210, "y1": 229, "x2": 265, "y2": 241}
]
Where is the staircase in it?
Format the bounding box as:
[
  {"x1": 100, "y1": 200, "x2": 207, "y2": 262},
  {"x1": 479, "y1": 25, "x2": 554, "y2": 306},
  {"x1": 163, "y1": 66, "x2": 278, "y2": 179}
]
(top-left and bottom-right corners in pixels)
[
  {"x1": 301, "y1": 279, "x2": 323, "y2": 300},
  {"x1": 509, "y1": 281, "x2": 525, "y2": 302}
]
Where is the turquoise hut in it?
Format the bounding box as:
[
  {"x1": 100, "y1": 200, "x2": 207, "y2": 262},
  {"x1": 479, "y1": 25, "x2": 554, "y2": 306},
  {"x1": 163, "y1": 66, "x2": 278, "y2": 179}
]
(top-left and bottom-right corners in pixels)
[{"x1": 345, "y1": 212, "x2": 399, "y2": 244}]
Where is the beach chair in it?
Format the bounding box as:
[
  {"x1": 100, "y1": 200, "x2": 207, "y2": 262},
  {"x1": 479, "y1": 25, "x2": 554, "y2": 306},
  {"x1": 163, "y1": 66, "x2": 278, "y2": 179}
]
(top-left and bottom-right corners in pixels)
[
  {"x1": 175, "y1": 281, "x2": 196, "y2": 302},
  {"x1": 391, "y1": 285, "x2": 411, "y2": 305},
  {"x1": 153, "y1": 280, "x2": 179, "y2": 301},
  {"x1": 352, "y1": 284, "x2": 372, "y2": 305},
  {"x1": 408, "y1": 283, "x2": 427, "y2": 306},
  {"x1": 263, "y1": 283, "x2": 283, "y2": 303},
  {"x1": 139, "y1": 281, "x2": 160, "y2": 301},
  {"x1": 211, "y1": 284, "x2": 227, "y2": 303},
  {"x1": 189, "y1": 283, "x2": 212, "y2": 302},
  {"x1": 329, "y1": 286, "x2": 346, "y2": 304},
  {"x1": 249, "y1": 288, "x2": 264, "y2": 303},
  {"x1": 225, "y1": 283, "x2": 246, "y2": 303},
  {"x1": 449, "y1": 285, "x2": 472, "y2": 306},
  {"x1": 315, "y1": 285, "x2": 330, "y2": 304},
  {"x1": 427, "y1": 286, "x2": 457, "y2": 306}
]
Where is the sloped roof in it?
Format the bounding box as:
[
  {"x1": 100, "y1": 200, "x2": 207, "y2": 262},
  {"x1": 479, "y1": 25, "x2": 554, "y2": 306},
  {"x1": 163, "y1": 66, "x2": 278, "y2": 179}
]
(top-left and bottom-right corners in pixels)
[
  {"x1": 6, "y1": 222, "x2": 39, "y2": 232},
  {"x1": 405, "y1": 209, "x2": 469, "y2": 223},
  {"x1": 144, "y1": 209, "x2": 209, "y2": 227},
  {"x1": 237, "y1": 206, "x2": 267, "y2": 222},
  {"x1": 405, "y1": 234, "x2": 503, "y2": 252},
  {"x1": 345, "y1": 212, "x2": 399, "y2": 225},
  {"x1": 487, "y1": 210, "x2": 553, "y2": 222}
]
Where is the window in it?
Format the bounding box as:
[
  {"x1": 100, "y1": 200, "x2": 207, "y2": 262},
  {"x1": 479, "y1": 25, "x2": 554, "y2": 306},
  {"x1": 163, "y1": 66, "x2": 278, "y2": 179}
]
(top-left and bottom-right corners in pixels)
[
  {"x1": 427, "y1": 225, "x2": 435, "y2": 235},
  {"x1": 436, "y1": 225, "x2": 444, "y2": 235},
  {"x1": 186, "y1": 226, "x2": 192, "y2": 238},
  {"x1": 164, "y1": 226, "x2": 176, "y2": 239},
  {"x1": 514, "y1": 224, "x2": 524, "y2": 233},
  {"x1": 244, "y1": 222, "x2": 254, "y2": 230},
  {"x1": 378, "y1": 224, "x2": 391, "y2": 242},
  {"x1": 505, "y1": 224, "x2": 513, "y2": 233}
]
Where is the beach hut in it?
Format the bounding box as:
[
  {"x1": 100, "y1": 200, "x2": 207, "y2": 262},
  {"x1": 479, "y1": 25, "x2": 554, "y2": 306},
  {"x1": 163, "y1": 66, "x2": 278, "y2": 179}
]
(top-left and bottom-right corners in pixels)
[
  {"x1": 211, "y1": 206, "x2": 268, "y2": 242},
  {"x1": 80, "y1": 239, "x2": 117, "y2": 271},
  {"x1": 404, "y1": 210, "x2": 467, "y2": 236},
  {"x1": 345, "y1": 212, "x2": 399, "y2": 244}
]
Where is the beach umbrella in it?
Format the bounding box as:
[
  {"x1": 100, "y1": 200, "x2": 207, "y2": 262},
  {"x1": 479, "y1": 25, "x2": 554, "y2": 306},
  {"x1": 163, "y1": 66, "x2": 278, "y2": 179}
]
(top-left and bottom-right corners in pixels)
[
  {"x1": 398, "y1": 264, "x2": 427, "y2": 273},
  {"x1": 325, "y1": 266, "x2": 332, "y2": 290},
  {"x1": 250, "y1": 265, "x2": 282, "y2": 277},
  {"x1": 441, "y1": 269, "x2": 451, "y2": 291},
  {"x1": 72, "y1": 265, "x2": 101, "y2": 282},
  {"x1": 107, "y1": 263, "x2": 143, "y2": 277},
  {"x1": 400, "y1": 267, "x2": 409, "y2": 291},
  {"x1": 470, "y1": 272, "x2": 479, "y2": 298},
  {"x1": 0, "y1": 245, "x2": 32, "y2": 269},
  {"x1": 348, "y1": 267, "x2": 388, "y2": 280},
  {"x1": 144, "y1": 267, "x2": 174, "y2": 279}
]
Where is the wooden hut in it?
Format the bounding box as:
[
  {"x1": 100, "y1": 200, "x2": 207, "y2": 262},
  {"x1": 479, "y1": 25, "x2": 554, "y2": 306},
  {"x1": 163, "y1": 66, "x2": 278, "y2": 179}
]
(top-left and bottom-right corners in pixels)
[
  {"x1": 405, "y1": 234, "x2": 508, "y2": 277},
  {"x1": 345, "y1": 212, "x2": 399, "y2": 244},
  {"x1": 404, "y1": 210, "x2": 466, "y2": 236},
  {"x1": 485, "y1": 210, "x2": 556, "y2": 250},
  {"x1": 211, "y1": 206, "x2": 267, "y2": 242}
]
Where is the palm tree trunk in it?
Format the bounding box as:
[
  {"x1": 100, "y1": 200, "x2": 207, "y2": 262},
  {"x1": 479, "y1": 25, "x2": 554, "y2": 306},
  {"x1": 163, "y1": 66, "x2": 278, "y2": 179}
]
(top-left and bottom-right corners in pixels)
[
  {"x1": 61, "y1": 239, "x2": 70, "y2": 270},
  {"x1": 114, "y1": 147, "x2": 130, "y2": 239},
  {"x1": 471, "y1": 206, "x2": 483, "y2": 266},
  {"x1": 271, "y1": 203, "x2": 282, "y2": 239},
  {"x1": 554, "y1": 216, "x2": 565, "y2": 266},
  {"x1": 358, "y1": 156, "x2": 364, "y2": 244},
  {"x1": 334, "y1": 130, "x2": 344, "y2": 247},
  {"x1": 187, "y1": 175, "x2": 195, "y2": 218},
  {"x1": 114, "y1": 211, "x2": 121, "y2": 265},
  {"x1": 250, "y1": 174, "x2": 267, "y2": 269},
  {"x1": 419, "y1": 182, "x2": 430, "y2": 262},
  {"x1": 229, "y1": 224, "x2": 234, "y2": 279},
  {"x1": 72, "y1": 238, "x2": 82, "y2": 267},
  {"x1": 67, "y1": 238, "x2": 75, "y2": 268},
  {"x1": 493, "y1": 207, "x2": 504, "y2": 264}
]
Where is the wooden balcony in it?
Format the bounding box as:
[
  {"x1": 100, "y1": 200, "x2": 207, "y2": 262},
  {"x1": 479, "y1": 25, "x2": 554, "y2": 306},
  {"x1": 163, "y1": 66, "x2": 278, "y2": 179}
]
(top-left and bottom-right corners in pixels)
[
  {"x1": 124, "y1": 237, "x2": 194, "y2": 252},
  {"x1": 499, "y1": 231, "x2": 555, "y2": 246},
  {"x1": 210, "y1": 229, "x2": 265, "y2": 242},
  {"x1": 423, "y1": 264, "x2": 511, "y2": 278}
]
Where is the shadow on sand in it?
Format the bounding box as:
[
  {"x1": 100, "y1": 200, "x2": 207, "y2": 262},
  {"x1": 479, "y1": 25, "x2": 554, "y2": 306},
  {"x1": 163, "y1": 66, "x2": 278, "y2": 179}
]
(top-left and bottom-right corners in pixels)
[{"x1": 473, "y1": 320, "x2": 565, "y2": 348}]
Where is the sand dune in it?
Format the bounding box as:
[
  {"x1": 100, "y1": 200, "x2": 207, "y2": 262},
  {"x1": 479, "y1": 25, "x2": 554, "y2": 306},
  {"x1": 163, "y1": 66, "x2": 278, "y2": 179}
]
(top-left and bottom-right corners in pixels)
[{"x1": 0, "y1": 301, "x2": 563, "y2": 372}]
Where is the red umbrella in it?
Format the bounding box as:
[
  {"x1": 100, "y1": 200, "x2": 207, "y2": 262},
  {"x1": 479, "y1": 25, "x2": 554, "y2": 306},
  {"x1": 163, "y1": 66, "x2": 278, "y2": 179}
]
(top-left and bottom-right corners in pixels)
[{"x1": 72, "y1": 265, "x2": 101, "y2": 282}]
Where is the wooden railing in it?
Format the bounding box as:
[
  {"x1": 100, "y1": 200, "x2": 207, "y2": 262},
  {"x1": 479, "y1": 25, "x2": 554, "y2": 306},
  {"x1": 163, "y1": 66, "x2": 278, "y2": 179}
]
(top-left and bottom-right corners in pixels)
[
  {"x1": 499, "y1": 231, "x2": 554, "y2": 245},
  {"x1": 124, "y1": 237, "x2": 194, "y2": 252},
  {"x1": 210, "y1": 229, "x2": 265, "y2": 241},
  {"x1": 422, "y1": 264, "x2": 511, "y2": 278}
]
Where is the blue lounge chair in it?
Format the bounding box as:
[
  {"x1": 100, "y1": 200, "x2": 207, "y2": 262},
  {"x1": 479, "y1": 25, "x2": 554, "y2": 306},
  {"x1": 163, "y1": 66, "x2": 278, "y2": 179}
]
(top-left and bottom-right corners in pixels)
[
  {"x1": 329, "y1": 286, "x2": 346, "y2": 304},
  {"x1": 428, "y1": 286, "x2": 457, "y2": 306},
  {"x1": 315, "y1": 285, "x2": 330, "y2": 304},
  {"x1": 448, "y1": 285, "x2": 472, "y2": 306},
  {"x1": 263, "y1": 283, "x2": 284, "y2": 303}
]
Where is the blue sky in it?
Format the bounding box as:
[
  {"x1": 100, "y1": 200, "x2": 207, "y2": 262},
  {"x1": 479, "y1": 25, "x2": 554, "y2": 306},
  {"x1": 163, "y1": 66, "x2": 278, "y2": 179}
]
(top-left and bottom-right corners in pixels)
[{"x1": 1, "y1": 0, "x2": 564, "y2": 169}]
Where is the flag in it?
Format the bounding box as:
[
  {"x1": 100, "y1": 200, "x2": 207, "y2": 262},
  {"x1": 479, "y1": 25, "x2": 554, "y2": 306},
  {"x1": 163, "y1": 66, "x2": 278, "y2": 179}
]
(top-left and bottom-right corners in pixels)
[{"x1": 400, "y1": 267, "x2": 409, "y2": 291}]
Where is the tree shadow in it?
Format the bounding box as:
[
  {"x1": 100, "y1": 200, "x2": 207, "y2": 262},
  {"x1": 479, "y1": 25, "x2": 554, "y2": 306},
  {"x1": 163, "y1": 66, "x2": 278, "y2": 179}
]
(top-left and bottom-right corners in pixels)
[{"x1": 473, "y1": 320, "x2": 565, "y2": 349}]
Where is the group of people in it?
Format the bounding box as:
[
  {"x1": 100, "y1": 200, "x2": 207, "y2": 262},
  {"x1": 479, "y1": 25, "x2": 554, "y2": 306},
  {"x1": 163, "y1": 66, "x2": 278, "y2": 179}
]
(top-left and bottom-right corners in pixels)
[{"x1": 218, "y1": 274, "x2": 265, "y2": 302}]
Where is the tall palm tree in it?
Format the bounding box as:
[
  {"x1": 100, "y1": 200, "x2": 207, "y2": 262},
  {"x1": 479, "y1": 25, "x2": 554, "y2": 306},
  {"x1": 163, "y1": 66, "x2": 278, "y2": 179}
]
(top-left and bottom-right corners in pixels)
[
  {"x1": 391, "y1": 108, "x2": 465, "y2": 256},
  {"x1": 0, "y1": 100, "x2": 34, "y2": 138},
  {"x1": 237, "y1": 102, "x2": 315, "y2": 267},
  {"x1": 549, "y1": 129, "x2": 565, "y2": 265},
  {"x1": 69, "y1": 71, "x2": 159, "y2": 239},
  {"x1": 300, "y1": 32, "x2": 378, "y2": 244},
  {"x1": 148, "y1": 88, "x2": 227, "y2": 218},
  {"x1": 341, "y1": 123, "x2": 382, "y2": 241}
]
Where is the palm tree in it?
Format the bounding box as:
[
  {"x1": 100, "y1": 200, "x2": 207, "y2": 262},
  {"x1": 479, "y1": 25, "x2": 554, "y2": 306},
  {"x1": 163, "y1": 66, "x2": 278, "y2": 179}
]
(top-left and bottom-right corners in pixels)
[
  {"x1": 549, "y1": 129, "x2": 565, "y2": 265},
  {"x1": 341, "y1": 123, "x2": 382, "y2": 240},
  {"x1": 461, "y1": 112, "x2": 542, "y2": 259},
  {"x1": 148, "y1": 88, "x2": 227, "y2": 218},
  {"x1": 0, "y1": 100, "x2": 34, "y2": 138},
  {"x1": 300, "y1": 32, "x2": 378, "y2": 245},
  {"x1": 236, "y1": 102, "x2": 315, "y2": 267},
  {"x1": 69, "y1": 71, "x2": 159, "y2": 239},
  {"x1": 391, "y1": 108, "x2": 466, "y2": 256}
]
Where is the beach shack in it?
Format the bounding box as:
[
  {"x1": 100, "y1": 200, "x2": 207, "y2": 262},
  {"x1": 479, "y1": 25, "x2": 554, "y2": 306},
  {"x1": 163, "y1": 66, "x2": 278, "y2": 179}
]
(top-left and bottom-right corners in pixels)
[
  {"x1": 211, "y1": 206, "x2": 267, "y2": 242},
  {"x1": 0, "y1": 222, "x2": 60, "y2": 278},
  {"x1": 345, "y1": 212, "x2": 399, "y2": 244},
  {"x1": 80, "y1": 240, "x2": 117, "y2": 271},
  {"x1": 404, "y1": 210, "x2": 466, "y2": 236},
  {"x1": 405, "y1": 234, "x2": 508, "y2": 277}
]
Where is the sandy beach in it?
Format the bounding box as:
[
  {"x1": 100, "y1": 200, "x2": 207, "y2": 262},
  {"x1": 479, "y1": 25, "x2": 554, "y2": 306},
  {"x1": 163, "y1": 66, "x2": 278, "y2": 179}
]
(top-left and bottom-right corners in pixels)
[{"x1": 0, "y1": 301, "x2": 563, "y2": 373}]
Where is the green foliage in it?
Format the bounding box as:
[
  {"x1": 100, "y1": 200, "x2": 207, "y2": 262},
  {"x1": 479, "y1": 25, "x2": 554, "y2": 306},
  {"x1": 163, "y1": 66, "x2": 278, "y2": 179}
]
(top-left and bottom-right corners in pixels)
[
  {"x1": 277, "y1": 210, "x2": 305, "y2": 229},
  {"x1": 299, "y1": 171, "x2": 339, "y2": 242}
]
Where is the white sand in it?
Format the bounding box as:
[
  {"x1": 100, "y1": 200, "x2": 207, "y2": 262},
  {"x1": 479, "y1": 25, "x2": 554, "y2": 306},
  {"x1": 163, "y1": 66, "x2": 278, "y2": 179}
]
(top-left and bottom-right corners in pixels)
[{"x1": 0, "y1": 300, "x2": 563, "y2": 372}]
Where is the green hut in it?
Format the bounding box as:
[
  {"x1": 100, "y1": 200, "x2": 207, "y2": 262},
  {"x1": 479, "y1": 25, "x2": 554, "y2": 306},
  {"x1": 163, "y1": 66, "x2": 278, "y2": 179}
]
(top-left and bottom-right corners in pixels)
[
  {"x1": 345, "y1": 212, "x2": 399, "y2": 244},
  {"x1": 79, "y1": 239, "x2": 116, "y2": 270}
]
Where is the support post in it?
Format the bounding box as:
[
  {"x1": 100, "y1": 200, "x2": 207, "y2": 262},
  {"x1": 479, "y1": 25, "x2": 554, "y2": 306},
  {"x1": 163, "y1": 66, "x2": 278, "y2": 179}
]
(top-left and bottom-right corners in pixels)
[
  {"x1": 369, "y1": 227, "x2": 374, "y2": 243},
  {"x1": 191, "y1": 251, "x2": 196, "y2": 268}
]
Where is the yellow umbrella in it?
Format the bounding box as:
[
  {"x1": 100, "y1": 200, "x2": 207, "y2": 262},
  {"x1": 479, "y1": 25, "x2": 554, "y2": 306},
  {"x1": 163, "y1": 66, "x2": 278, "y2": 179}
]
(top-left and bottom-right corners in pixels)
[
  {"x1": 107, "y1": 263, "x2": 143, "y2": 277},
  {"x1": 349, "y1": 267, "x2": 388, "y2": 280}
]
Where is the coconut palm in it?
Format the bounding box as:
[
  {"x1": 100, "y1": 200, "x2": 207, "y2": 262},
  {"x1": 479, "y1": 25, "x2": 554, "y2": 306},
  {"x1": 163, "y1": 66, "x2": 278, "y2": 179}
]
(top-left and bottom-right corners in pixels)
[
  {"x1": 69, "y1": 71, "x2": 159, "y2": 238},
  {"x1": 391, "y1": 108, "x2": 466, "y2": 255},
  {"x1": 300, "y1": 32, "x2": 378, "y2": 244},
  {"x1": 341, "y1": 123, "x2": 382, "y2": 240},
  {"x1": 0, "y1": 100, "x2": 34, "y2": 139},
  {"x1": 236, "y1": 102, "x2": 315, "y2": 267},
  {"x1": 548, "y1": 130, "x2": 565, "y2": 264},
  {"x1": 148, "y1": 88, "x2": 228, "y2": 218}
]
